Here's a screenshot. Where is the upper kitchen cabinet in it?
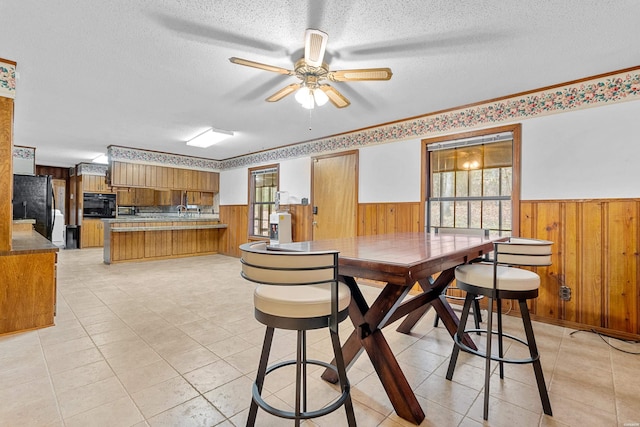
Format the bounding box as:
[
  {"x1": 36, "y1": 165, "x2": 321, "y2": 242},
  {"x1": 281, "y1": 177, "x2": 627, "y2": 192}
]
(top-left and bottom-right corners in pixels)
[
  {"x1": 108, "y1": 161, "x2": 219, "y2": 192},
  {"x1": 110, "y1": 161, "x2": 146, "y2": 188},
  {"x1": 82, "y1": 174, "x2": 112, "y2": 193}
]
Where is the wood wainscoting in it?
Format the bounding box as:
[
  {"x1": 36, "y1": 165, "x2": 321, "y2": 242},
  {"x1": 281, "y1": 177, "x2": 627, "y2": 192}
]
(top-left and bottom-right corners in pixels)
[
  {"x1": 220, "y1": 199, "x2": 638, "y2": 339},
  {"x1": 521, "y1": 198, "x2": 640, "y2": 339},
  {"x1": 358, "y1": 202, "x2": 422, "y2": 235},
  {"x1": 219, "y1": 205, "x2": 248, "y2": 258}
]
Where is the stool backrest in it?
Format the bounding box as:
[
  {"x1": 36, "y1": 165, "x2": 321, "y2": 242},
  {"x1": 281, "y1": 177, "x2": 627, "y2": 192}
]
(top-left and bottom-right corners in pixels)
[
  {"x1": 240, "y1": 241, "x2": 339, "y2": 286},
  {"x1": 434, "y1": 227, "x2": 490, "y2": 237},
  {"x1": 494, "y1": 238, "x2": 553, "y2": 267}
]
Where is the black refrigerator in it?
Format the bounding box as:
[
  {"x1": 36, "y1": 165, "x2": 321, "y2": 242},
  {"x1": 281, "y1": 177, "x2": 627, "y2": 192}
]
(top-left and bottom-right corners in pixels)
[{"x1": 12, "y1": 174, "x2": 54, "y2": 241}]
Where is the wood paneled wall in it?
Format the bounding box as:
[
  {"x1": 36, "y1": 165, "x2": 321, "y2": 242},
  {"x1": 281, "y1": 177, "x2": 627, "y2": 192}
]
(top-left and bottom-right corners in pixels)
[
  {"x1": 219, "y1": 204, "x2": 312, "y2": 257},
  {"x1": 220, "y1": 199, "x2": 638, "y2": 338},
  {"x1": 521, "y1": 199, "x2": 640, "y2": 339},
  {"x1": 358, "y1": 202, "x2": 422, "y2": 235},
  {"x1": 219, "y1": 205, "x2": 248, "y2": 258}
]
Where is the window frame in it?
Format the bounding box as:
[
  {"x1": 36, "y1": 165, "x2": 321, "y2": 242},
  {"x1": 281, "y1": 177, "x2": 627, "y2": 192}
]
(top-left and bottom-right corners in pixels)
[
  {"x1": 420, "y1": 124, "x2": 521, "y2": 236},
  {"x1": 247, "y1": 164, "x2": 279, "y2": 239}
]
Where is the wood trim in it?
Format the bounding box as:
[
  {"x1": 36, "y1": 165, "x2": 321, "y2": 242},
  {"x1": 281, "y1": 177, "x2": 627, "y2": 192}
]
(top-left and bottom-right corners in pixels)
[
  {"x1": 247, "y1": 163, "x2": 279, "y2": 239},
  {"x1": 420, "y1": 124, "x2": 522, "y2": 235},
  {"x1": 0, "y1": 97, "x2": 14, "y2": 251}
]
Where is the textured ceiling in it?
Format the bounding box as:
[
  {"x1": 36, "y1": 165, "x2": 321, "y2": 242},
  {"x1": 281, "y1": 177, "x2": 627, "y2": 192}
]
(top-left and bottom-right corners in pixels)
[{"x1": 1, "y1": 0, "x2": 639, "y2": 167}]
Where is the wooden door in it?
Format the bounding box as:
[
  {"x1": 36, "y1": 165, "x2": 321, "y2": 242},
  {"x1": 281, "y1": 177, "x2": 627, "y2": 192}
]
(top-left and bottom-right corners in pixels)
[{"x1": 312, "y1": 151, "x2": 358, "y2": 240}]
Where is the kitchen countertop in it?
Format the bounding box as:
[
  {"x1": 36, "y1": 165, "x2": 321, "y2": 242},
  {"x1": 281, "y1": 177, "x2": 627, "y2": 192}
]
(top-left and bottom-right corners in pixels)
[
  {"x1": 110, "y1": 224, "x2": 227, "y2": 232},
  {"x1": 3, "y1": 230, "x2": 59, "y2": 256},
  {"x1": 13, "y1": 219, "x2": 36, "y2": 224},
  {"x1": 103, "y1": 216, "x2": 220, "y2": 223}
]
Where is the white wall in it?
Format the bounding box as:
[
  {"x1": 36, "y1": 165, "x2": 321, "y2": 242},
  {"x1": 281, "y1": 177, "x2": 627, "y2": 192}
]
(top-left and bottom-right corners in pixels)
[
  {"x1": 219, "y1": 167, "x2": 247, "y2": 205},
  {"x1": 220, "y1": 99, "x2": 640, "y2": 205},
  {"x1": 220, "y1": 157, "x2": 312, "y2": 206},
  {"x1": 521, "y1": 100, "x2": 640, "y2": 199},
  {"x1": 359, "y1": 139, "x2": 422, "y2": 203},
  {"x1": 279, "y1": 157, "x2": 311, "y2": 204}
]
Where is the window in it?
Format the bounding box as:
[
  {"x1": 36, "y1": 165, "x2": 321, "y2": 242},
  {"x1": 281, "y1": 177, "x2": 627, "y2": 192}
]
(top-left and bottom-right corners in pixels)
[
  {"x1": 425, "y1": 127, "x2": 520, "y2": 235},
  {"x1": 248, "y1": 165, "x2": 279, "y2": 237}
]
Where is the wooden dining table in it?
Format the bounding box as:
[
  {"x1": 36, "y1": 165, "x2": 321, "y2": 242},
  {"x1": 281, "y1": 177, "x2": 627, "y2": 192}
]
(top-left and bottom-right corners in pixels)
[{"x1": 271, "y1": 231, "x2": 500, "y2": 425}]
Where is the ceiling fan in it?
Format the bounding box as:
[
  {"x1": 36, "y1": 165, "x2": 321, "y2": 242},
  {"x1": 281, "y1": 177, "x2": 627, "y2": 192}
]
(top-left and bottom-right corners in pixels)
[{"x1": 229, "y1": 29, "x2": 393, "y2": 109}]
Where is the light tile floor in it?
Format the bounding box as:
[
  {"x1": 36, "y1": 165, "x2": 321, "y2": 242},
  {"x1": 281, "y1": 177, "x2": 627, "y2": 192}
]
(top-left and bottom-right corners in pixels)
[{"x1": 1, "y1": 249, "x2": 639, "y2": 426}]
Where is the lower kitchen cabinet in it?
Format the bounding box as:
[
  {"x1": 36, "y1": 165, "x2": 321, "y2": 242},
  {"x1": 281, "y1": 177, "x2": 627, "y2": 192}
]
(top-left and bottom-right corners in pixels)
[{"x1": 81, "y1": 219, "x2": 104, "y2": 248}]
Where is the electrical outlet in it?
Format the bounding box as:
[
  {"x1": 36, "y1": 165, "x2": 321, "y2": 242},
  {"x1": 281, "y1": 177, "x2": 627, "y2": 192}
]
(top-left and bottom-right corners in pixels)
[{"x1": 559, "y1": 286, "x2": 572, "y2": 301}]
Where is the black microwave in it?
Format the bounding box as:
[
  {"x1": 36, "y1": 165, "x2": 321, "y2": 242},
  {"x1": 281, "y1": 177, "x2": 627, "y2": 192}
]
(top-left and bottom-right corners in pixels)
[{"x1": 83, "y1": 193, "x2": 116, "y2": 218}]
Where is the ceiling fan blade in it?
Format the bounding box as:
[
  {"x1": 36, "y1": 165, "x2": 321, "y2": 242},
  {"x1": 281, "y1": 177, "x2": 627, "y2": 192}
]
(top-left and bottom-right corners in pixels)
[
  {"x1": 304, "y1": 29, "x2": 328, "y2": 67},
  {"x1": 328, "y1": 68, "x2": 393, "y2": 82},
  {"x1": 266, "y1": 83, "x2": 301, "y2": 102},
  {"x1": 318, "y1": 85, "x2": 350, "y2": 108},
  {"x1": 229, "y1": 57, "x2": 293, "y2": 75}
]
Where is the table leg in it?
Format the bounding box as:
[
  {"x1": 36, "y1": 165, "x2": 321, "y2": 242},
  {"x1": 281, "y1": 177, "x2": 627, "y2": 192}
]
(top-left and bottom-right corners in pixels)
[
  {"x1": 396, "y1": 268, "x2": 477, "y2": 350},
  {"x1": 322, "y1": 276, "x2": 425, "y2": 424}
]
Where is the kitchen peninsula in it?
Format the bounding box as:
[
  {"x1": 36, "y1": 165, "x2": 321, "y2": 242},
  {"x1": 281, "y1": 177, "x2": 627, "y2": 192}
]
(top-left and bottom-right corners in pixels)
[{"x1": 103, "y1": 216, "x2": 227, "y2": 264}]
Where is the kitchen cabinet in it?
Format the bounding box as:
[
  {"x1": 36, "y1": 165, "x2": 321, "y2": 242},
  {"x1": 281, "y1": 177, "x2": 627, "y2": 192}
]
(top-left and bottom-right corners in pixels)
[
  {"x1": 82, "y1": 174, "x2": 111, "y2": 193},
  {"x1": 81, "y1": 218, "x2": 104, "y2": 247},
  {"x1": 200, "y1": 192, "x2": 214, "y2": 205},
  {"x1": 108, "y1": 161, "x2": 219, "y2": 192},
  {"x1": 185, "y1": 191, "x2": 214, "y2": 205},
  {"x1": 110, "y1": 161, "x2": 146, "y2": 188},
  {"x1": 155, "y1": 190, "x2": 183, "y2": 206},
  {"x1": 186, "y1": 191, "x2": 200, "y2": 205},
  {"x1": 117, "y1": 188, "x2": 155, "y2": 206}
]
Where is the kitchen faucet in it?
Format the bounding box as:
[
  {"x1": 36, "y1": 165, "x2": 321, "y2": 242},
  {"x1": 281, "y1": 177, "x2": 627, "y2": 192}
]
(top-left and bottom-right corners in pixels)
[{"x1": 176, "y1": 205, "x2": 187, "y2": 216}]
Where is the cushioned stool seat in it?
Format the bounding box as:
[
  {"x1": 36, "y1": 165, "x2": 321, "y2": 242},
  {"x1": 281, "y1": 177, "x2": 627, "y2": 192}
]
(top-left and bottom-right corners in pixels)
[
  {"x1": 254, "y1": 282, "x2": 351, "y2": 318},
  {"x1": 455, "y1": 263, "x2": 540, "y2": 292}
]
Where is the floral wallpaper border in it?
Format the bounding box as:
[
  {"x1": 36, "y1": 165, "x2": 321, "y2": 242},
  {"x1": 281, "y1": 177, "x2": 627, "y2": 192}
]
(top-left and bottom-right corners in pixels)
[
  {"x1": 108, "y1": 146, "x2": 222, "y2": 171},
  {"x1": 12, "y1": 146, "x2": 35, "y2": 160},
  {"x1": 0, "y1": 60, "x2": 16, "y2": 99},
  {"x1": 222, "y1": 68, "x2": 640, "y2": 170},
  {"x1": 107, "y1": 67, "x2": 640, "y2": 172},
  {"x1": 77, "y1": 163, "x2": 108, "y2": 176}
]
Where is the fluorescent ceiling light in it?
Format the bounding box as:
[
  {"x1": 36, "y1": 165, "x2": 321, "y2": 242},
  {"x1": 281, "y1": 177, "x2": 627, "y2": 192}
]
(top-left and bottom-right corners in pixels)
[
  {"x1": 92, "y1": 154, "x2": 109, "y2": 164},
  {"x1": 186, "y1": 128, "x2": 234, "y2": 148}
]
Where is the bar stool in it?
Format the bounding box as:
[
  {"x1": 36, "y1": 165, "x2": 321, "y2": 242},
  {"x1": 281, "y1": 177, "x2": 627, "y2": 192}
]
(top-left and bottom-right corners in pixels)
[
  {"x1": 240, "y1": 242, "x2": 356, "y2": 427},
  {"x1": 446, "y1": 237, "x2": 553, "y2": 421}
]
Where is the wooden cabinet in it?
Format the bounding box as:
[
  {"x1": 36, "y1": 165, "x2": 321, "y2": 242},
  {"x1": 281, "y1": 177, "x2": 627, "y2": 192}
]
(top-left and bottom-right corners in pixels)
[
  {"x1": 186, "y1": 191, "x2": 214, "y2": 205},
  {"x1": 117, "y1": 188, "x2": 155, "y2": 206},
  {"x1": 110, "y1": 161, "x2": 146, "y2": 187},
  {"x1": 82, "y1": 175, "x2": 111, "y2": 193},
  {"x1": 200, "y1": 192, "x2": 214, "y2": 205},
  {"x1": 109, "y1": 161, "x2": 219, "y2": 192},
  {"x1": 106, "y1": 220, "x2": 224, "y2": 263},
  {"x1": 81, "y1": 218, "x2": 104, "y2": 247},
  {"x1": 155, "y1": 190, "x2": 183, "y2": 206},
  {"x1": 117, "y1": 189, "x2": 133, "y2": 206},
  {"x1": 186, "y1": 191, "x2": 200, "y2": 205}
]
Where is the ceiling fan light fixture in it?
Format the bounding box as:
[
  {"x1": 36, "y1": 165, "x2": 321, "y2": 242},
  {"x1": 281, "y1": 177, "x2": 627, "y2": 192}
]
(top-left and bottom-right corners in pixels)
[
  {"x1": 294, "y1": 86, "x2": 329, "y2": 109},
  {"x1": 313, "y1": 87, "x2": 329, "y2": 106},
  {"x1": 186, "y1": 128, "x2": 234, "y2": 148}
]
